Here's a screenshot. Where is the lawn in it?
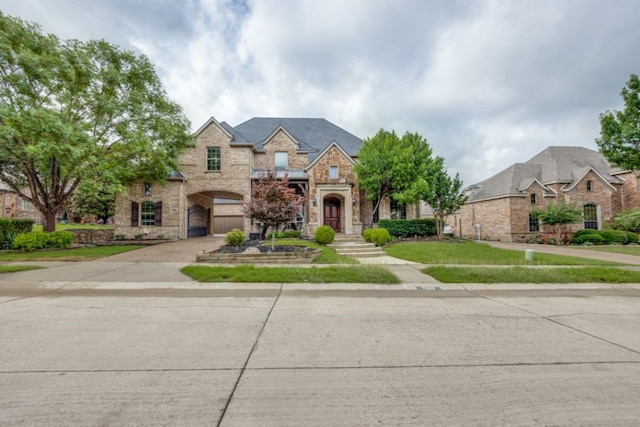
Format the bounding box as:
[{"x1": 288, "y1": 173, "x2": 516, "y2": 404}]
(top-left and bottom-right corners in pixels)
[
  {"x1": 385, "y1": 241, "x2": 620, "y2": 265},
  {"x1": 272, "y1": 238, "x2": 358, "y2": 264},
  {"x1": 0, "y1": 265, "x2": 43, "y2": 274},
  {"x1": 424, "y1": 266, "x2": 640, "y2": 284},
  {"x1": 574, "y1": 245, "x2": 640, "y2": 257},
  {"x1": 181, "y1": 264, "x2": 399, "y2": 284},
  {"x1": 0, "y1": 245, "x2": 142, "y2": 261}
]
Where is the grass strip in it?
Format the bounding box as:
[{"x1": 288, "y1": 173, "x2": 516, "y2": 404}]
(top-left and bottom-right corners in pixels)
[
  {"x1": 0, "y1": 245, "x2": 143, "y2": 261},
  {"x1": 385, "y1": 241, "x2": 620, "y2": 265},
  {"x1": 181, "y1": 265, "x2": 399, "y2": 284},
  {"x1": 0, "y1": 265, "x2": 43, "y2": 274},
  {"x1": 423, "y1": 266, "x2": 640, "y2": 283},
  {"x1": 575, "y1": 245, "x2": 640, "y2": 257}
]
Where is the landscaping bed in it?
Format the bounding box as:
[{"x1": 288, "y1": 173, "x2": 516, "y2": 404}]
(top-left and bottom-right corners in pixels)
[{"x1": 197, "y1": 242, "x2": 322, "y2": 263}]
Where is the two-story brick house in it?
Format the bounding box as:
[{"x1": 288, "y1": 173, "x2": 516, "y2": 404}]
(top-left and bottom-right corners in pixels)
[
  {"x1": 460, "y1": 146, "x2": 640, "y2": 242},
  {"x1": 114, "y1": 116, "x2": 391, "y2": 239}
]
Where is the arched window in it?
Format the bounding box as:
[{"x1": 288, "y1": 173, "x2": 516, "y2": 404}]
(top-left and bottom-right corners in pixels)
[
  {"x1": 529, "y1": 213, "x2": 539, "y2": 232},
  {"x1": 583, "y1": 203, "x2": 598, "y2": 229}
]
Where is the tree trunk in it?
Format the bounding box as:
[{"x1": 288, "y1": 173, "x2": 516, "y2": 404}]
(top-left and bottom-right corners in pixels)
[{"x1": 43, "y1": 210, "x2": 57, "y2": 232}]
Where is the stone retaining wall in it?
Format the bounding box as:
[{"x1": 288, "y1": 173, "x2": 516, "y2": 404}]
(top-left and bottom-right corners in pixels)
[
  {"x1": 196, "y1": 249, "x2": 321, "y2": 264},
  {"x1": 68, "y1": 229, "x2": 115, "y2": 245}
]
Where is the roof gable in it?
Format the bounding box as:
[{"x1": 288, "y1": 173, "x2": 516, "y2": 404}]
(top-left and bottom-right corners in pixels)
[{"x1": 306, "y1": 141, "x2": 356, "y2": 171}]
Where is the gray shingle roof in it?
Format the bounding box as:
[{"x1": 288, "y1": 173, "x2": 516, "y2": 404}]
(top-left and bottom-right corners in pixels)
[
  {"x1": 232, "y1": 117, "x2": 363, "y2": 162},
  {"x1": 466, "y1": 146, "x2": 622, "y2": 202}
]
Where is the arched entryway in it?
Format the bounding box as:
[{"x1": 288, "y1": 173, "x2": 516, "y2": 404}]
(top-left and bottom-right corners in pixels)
[{"x1": 323, "y1": 197, "x2": 342, "y2": 232}]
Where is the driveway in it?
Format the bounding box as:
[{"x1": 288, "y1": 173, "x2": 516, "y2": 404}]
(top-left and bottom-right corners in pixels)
[{"x1": 98, "y1": 235, "x2": 225, "y2": 262}]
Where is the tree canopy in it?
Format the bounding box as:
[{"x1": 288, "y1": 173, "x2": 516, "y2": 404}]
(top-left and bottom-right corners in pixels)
[
  {"x1": 354, "y1": 129, "x2": 434, "y2": 226},
  {"x1": 532, "y1": 200, "x2": 583, "y2": 245},
  {"x1": 421, "y1": 157, "x2": 467, "y2": 239},
  {"x1": 0, "y1": 13, "x2": 193, "y2": 231},
  {"x1": 596, "y1": 74, "x2": 640, "y2": 171}
]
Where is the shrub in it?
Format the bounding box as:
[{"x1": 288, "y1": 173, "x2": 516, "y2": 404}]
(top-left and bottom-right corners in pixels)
[
  {"x1": 266, "y1": 230, "x2": 302, "y2": 239},
  {"x1": 363, "y1": 228, "x2": 373, "y2": 243},
  {"x1": 0, "y1": 218, "x2": 34, "y2": 249},
  {"x1": 613, "y1": 208, "x2": 640, "y2": 233},
  {"x1": 12, "y1": 231, "x2": 75, "y2": 252},
  {"x1": 572, "y1": 229, "x2": 639, "y2": 245},
  {"x1": 225, "y1": 229, "x2": 246, "y2": 246},
  {"x1": 315, "y1": 225, "x2": 335, "y2": 244},
  {"x1": 377, "y1": 219, "x2": 437, "y2": 238},
  {"x1": 571, "y1": 232, "x2": 604, "y2": 245},
  {"x1": 370, "y1": 228, "x2": 391, "y2": 247}
]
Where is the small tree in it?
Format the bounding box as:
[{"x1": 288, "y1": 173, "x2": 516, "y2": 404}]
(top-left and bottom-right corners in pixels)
[
  {"x1": 531, "y1": 200, "x2": 583, "y2": 245},
  {"x1": 243, "y1": 172, "x2": 304, "y2": 249},
  {"x1": 596, "y1": 74, "x2": 640, "y2": 171},
  {"x1": 421, "y1": 157, "x2": 467, "y2": 240},
  {"x1": 613, "y1": 208, "x2": 640, "y2": 233}
]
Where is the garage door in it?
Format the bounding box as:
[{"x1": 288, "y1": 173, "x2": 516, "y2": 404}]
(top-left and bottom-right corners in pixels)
[{"x1": 213, "y1": 216, "x2": 244, "y2": 234}]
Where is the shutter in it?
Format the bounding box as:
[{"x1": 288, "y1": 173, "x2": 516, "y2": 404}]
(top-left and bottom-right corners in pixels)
[
  {"x1": 131, "y1": 202, "x2": 139, "y2": 227},
  {"x1": 155, "y1": 201, "x2": 163, "y2": 226}
]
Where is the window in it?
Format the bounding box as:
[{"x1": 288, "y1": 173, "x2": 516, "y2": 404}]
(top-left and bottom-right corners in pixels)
[
  {"x1": 275, "y1": 152, "x2": 288, "y2": 170},
  {"x1": 140, "y1": 201, "x2": 156, "y2": 226},
  {"x1": 22, "y1": 199, "x2": 31, "y2": 211},
  {"x1": 207, "y1": 147, "x2": 221, "y2": 171},
  {"x1": 586, "y1": 180, "x2": 593, "y2": 191},
  {"x1": 583, "y1": 203, "x2": 598, "y2": 229},
  {"x1": 390, "y1": 199, "x2": 406, "y2": 219},
  {"x1": 330, "y1": 166, "x2": 338, "y2": 179},
  {"x1": 144, "y1": 182, "x2": 152, "y2": 196},
  {"x1": 529, "y1": 213, "x2": 539, "y2": 232},
  {"x1": 530, "y1": 193, "x2": 537, "y2": 204}
]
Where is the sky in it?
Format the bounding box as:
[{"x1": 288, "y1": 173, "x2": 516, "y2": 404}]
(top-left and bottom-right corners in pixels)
[{"x1": 1, "y1": 0, "x2": 639, "y2": 185}]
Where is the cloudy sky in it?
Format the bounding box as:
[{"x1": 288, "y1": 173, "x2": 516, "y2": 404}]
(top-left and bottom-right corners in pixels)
[{"x1": 1, "y1": 0, "x2": 639, "y2": 184}]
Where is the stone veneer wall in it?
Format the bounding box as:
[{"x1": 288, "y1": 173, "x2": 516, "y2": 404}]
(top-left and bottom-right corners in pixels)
[
  {"x1": 252, "y1": 129, "x2": 308, "y2": 171},
  {"x1": 68, "y1": 229, "x2": 115, "y2": 245}
]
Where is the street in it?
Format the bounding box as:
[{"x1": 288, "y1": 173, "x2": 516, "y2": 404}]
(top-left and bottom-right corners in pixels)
[{"x1": 1, "y1": 280, "x2": 639, "y2": 426}]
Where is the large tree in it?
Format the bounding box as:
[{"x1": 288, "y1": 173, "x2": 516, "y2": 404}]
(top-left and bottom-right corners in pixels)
[
  {"x1": 596, "y1": 74, "x2": 640, "y2": 171},
  {"x1": 0, "y1": 14, "x2": 192, "y2": 231},
  {"x1": 243, "y1": 171, "x2": 305, "y2": 249},
  {"x1": 421, "y1": 157, "x2": 467, "y2": 240},
  {"x1": 354, "y1": 129, "x2": 433, "y2": 226}
]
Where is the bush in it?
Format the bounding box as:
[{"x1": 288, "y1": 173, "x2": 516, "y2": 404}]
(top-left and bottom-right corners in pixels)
[
  {"x1": 0, "y1": 218, "x2": 34, "y2": 249},
  {"x1": 571, "y1": 232, "x2": 604, "y2": 245},
  {"x1": 613, "y1": 208, "x2": 640, "y2": 233},
  {"x1": 12, "y1": 231, "x2": 75, "y2": 252},
  {"x1": 266, "y1": 230, "x2": 302, "y2": 239},
  {"x1": 315, "y1": 225, "x2": 335, "y2": 244},
  {"x1": 370, "y1": 228, "x2": 391, "y2": 247},
  {"x1": 363, "y1": 228, "x2": 373, "y2": 243},
  {"x1": 225, "y1": 229, "x2": 246, "y2": 246},
  {"x1": 377, "y1": 219, "x2": 437, "y2": 238}
]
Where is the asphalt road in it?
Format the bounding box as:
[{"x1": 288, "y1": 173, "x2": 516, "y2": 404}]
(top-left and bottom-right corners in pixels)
[{"x1": 1, "y1": 282, "x2": 639, "y2": 426}]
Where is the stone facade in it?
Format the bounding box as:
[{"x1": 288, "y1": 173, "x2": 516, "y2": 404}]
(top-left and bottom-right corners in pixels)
[
  {"x1": 114, "y1": 117, "x2": 382, "y2": 239},
  {"x1": 0, "y1": 189, "x2": 44, "y2": 224}
]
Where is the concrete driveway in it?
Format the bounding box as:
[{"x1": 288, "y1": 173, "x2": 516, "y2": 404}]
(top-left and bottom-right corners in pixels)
[{"x1": 98, "y1": 235, "x2": 225, "y2": 262}]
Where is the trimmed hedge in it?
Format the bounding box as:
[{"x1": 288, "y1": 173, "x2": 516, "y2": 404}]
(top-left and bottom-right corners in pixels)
[
  {"x1": 12, "y1": 231, "x2": 75, "y2": 252},
  {"x1": 315, "y1": 225, "x2": 335, "y2": 244},
  {"x1": 571, "y1": 229, "x2": 639, "y2": 245},
  {"x1": 266, "y1": 230, "x2": 302, "y2": 239},
  {"x1": 0, "y1": 218, "x2": 34, "y2": 249},
  {"x1": 377, "y1": 219, "x2": 437, "y2": 238}
]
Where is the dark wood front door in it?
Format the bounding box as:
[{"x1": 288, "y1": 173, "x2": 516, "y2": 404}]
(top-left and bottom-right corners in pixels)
[{"x1": 323, "y1": 198, "x2": 341, "y2": 232}]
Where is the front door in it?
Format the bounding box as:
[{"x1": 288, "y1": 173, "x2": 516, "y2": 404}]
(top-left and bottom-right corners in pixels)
[{"x1": 323, "y1": 197, "x2": 341, "y2": 232}]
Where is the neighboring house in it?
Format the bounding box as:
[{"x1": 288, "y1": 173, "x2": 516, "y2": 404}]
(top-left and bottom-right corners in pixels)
[
  {"x1": 0, "y1": 181, "x2": 44, "y2": 224},
  {"x1": 460, "y1": 146, "x2": 640, "y2": 242},
  {"x1": 114, "y1": 116, "x2": 421, "y2": 240}
]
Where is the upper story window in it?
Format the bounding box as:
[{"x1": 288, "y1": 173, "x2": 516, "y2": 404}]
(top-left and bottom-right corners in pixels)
[
  {"x1": 586, "y1": 180, "x2": 593, "y2": 191},
  {"x1": 275, "y1": 152, "x2": 288, "y2": 170},
  {"x1": 330, "y1": 166, "x2": 338, "y2": 179},
  {"x1": 530, "y1": 193, "x2": 537, "y2": 204},
  {"x1": 207, "y1": 147, "x2": 221, "y2": 171},
  {"x1": 144, "y1": 182, "x2": 152, "y2": 196}
]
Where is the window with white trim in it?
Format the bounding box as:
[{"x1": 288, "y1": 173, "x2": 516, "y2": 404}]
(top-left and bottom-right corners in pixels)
[
  {"x1": 275, "y1": 152, "x2": 288, "y2": 170},
  {"x1": 140, "y1": 201, "x2": 156, "y2": 226},
  {"x1": 329, "y1": 166, "x2": 338, "y2": 179},
  {"x1": 207, "y1": 147, "x2": 221, "y2": 171}
]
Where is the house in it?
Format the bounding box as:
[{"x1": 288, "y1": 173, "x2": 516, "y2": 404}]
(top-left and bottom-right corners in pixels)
[
  {"x1": 114, "y1": 116, "x2": 421, "y2": 240},
  {"x1": 460, "y1": 146, "x2": 640, "y2": 242},
  {"x1": 0, "y1": 181, "x2": 44, "y2": 224}
]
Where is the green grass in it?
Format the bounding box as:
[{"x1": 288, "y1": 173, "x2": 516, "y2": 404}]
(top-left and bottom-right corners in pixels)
[
  {"x1": 574, "y1": 245, "x2": 640, "y2": 256},
  {"x1": 423, "y1": 266, "x2": 640, "y2": 283},
  {"x1": 32, "y1": 224, "x2": 113, "y2": 232},
  {"x1": 385, "y1": 241, "x2": 620, "y2": 265},
  {"x1": 0, "y1": 265, "x2": 43, "y2": 274},
  {"x1": 271, "y1": 238, "x2": 358, "y2": 264},
  {"x1": 181, "y1": 264, "x2": 399, "y2": 284},
  {"x1": 0, "y1": 245, "x2": 142, "y2": 261}
]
